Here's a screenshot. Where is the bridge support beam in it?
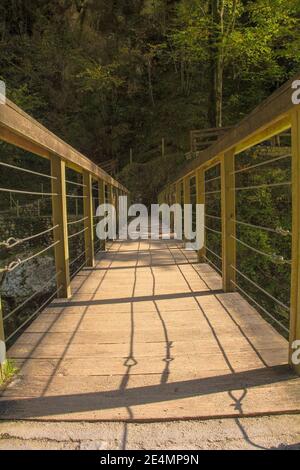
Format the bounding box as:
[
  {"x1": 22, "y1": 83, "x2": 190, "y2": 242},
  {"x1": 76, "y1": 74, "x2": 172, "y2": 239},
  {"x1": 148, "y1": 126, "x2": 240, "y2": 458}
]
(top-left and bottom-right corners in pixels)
[
  {"x1": 290, "y1": 108, "x2": 300, "y2": 374},
  {"x1": 83, "y1": 171, "x2": 95, "y2": 267},
  {"x1": 221, "y1": 149, "x2": 236, "y2": 292},
  {"x1": 51, "y1": 155, "x2": 71, "y2": 299}
]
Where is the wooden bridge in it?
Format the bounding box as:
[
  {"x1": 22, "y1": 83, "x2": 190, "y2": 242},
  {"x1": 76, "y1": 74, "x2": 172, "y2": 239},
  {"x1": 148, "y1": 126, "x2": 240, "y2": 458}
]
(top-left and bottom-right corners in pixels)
[
  {"x1": 1, "y1": 239, "x2": 299, "y2": 420},
  {"x1": 0, "y1": 76, "x2": 300, "y2": 421}
]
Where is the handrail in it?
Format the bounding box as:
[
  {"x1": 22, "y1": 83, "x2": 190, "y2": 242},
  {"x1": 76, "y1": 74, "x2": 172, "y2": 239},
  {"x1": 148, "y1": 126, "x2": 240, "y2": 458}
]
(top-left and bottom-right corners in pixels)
[
  {"x1": 0, "y1": 98, "x2": 128, "y2": 192},
  {"x1": 162, "y1": 74, "x2": 299, "y2": 187},
  {"x1": 159, "y1": 74, "x2": 300, "y2": 374},
  {"x1": 0, "y1": 100, "x2": 128, "y2": 359}
]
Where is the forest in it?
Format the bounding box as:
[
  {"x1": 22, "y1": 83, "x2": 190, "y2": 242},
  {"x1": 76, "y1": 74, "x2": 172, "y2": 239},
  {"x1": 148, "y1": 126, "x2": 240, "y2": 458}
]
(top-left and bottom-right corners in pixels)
[
  {"x1": 0, "y1": 0, "x2": 300, "y2": 342},
  {"x1": 1, "y1": 0, "x2": 300, "y2": 202}
]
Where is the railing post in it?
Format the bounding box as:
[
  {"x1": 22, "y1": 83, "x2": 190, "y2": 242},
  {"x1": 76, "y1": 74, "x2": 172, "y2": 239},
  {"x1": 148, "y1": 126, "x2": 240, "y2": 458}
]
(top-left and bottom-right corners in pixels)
[
  {"x1": 183, "y1": 176, "x2": 190, "y2": 205},
  {"x1": 197, "y1": 166, "x2": 206, "y2": 262},
  {"x1": 83, "y1": 171, "x2": 94, "y2": 267},
  {"x1": 51, "y1": 155, "x2": 71, "y2": 298},
  {"x1": 183, "y1": 176, "x2": 190, "y2": 240},
  {"x1": 98, "y1": 179, "x2": 105, "y2": 251},
  {"x1": 114, "y1": 187, "x2": 119, "y2": 237},
  {"x1": 0, "y1": 296, "x2": 6, "y2": 368},
  {"x1": 290, "y1": 109, "x2": 300, "y2": 374},
  {"x1": 175, "y1": 182, "x2": 180, "y2": 205},
  {"x1": 221, "y1": 149, "x2": 236, "y2": 292}
]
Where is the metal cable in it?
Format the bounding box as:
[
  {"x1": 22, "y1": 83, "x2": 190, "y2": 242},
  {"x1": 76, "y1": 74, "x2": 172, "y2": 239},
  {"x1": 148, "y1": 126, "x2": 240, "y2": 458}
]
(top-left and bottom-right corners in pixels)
[
  {"x1": 203, "y1": 189, "x2": 221, "y2": 195},
  {"x1": 231, "y1": 265, "x2": 290, "y2": 311},
  {"x1": 66, "y1": 194, "x2": 87, "y2": 199},
  {"x1": 204, "y1": 245, "x2": 222, "y2": 260},
  {"x1": 69, "y1": 250, "x2": 86, "y2": 267},
  {"x1": 70, "y1": 258, "x2": 87, "y2": 280},
  {"x1": 0, "y1": 240, "x2": 60, "y2": 274},
  {"x1": 67, "y1": 216, "x2": 87, "y2": 226},
  {"x1": 68, "y1": 227, "x2": 88, "y2": 240},
  {"x1": 66, "y1": 180, "x2": 86, "y2": 188},
  {"x1": 205, "y1": 225, "x2": 222, "y2": 235},
  {"x1": 230, "y1": 280, "x2": 289, "y2": 334},
  {"x1": 0, "y1": 161, "x2": 57, "y2": 180},
  {"x1": 232, "y1": 154, "x2": 291, "y2": 175},
  {"x1": 0, "y1": 188, "x2": 57, "y2": 196},
  {"x1": 205, "y1": 175, "x2": 221, "y2": 184},
  {"x1": 234, "y1": 182, "x2": 291, "y2": 191},
  {"x1": 5, "y1": 286, "x2": 63, "y2": 343},
  {"x1": 0, "y1": 196, "x2": 52, "y2": 215},
  {"x1": 231, "y1": 235, "x2": 291, "y2": 265},
  {"x1": 231, "y1": 218, "x2": 291, "y2": 236},
  {"x1": 0, "y1": 225, "x2": 59, "y2": 249},
  {"x1": 206, "y1": 214, "x2": 222, "y2": 221},
  {"x1": 3, "y1": 270, "x2": 62, "y2": 322}
]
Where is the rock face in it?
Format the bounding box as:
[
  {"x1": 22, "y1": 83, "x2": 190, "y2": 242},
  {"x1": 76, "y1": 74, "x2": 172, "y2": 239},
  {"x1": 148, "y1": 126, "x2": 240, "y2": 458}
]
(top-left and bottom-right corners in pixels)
[{"x1": 1, "y1": 256, "x2": 56, "y2": 301}]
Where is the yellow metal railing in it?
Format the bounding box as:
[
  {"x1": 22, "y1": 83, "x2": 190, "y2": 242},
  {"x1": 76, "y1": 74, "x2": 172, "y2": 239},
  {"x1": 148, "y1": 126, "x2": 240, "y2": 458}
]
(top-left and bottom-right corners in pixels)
[
  {"x1": 159, "y1": 75, "x2": 300, "y2": 374},
  {"x1": 0, "y1": 99, "x2": 128, "y2": 361}
]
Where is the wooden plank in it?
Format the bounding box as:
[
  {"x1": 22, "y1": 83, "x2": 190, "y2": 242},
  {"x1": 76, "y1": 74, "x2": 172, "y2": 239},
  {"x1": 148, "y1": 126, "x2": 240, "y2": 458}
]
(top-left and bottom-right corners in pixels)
[
  {"x1": 0, "y1": 371, "x2": 299, "y2": 421},
  {"x1": 1, "y1": 238, "x2": 299, "y2": 421},
  {"x1": 51, "y1": 155, "x2": 71, "y2": 298},
  {"x1": 83, "y1": 171, "x2": 94, "y2": 267},
  {"x1": 0, "y1": 126, "x2": 50, "y2": 160},
  {"x1": 221, "y1": 149, "x2": 236, "y2": 292},
  {"x1": 290, "y1": 108, "x2": 300, "y2": 374},
  {"x1": 191, "y1": 127, "x2": 232, "y2": 152}
]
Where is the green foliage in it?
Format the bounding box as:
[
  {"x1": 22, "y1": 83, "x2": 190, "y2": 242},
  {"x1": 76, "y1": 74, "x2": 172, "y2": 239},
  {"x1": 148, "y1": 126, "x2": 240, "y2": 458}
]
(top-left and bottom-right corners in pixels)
[
  {"x1": 1, "y1": 0, "x2": 299, "y2": 181},
  {"x1": 0, "y1": 0, "x2": 299, "y2": 341},
  {"x1": 0, "y1": 359, "x2": 18, "y2": 387}
]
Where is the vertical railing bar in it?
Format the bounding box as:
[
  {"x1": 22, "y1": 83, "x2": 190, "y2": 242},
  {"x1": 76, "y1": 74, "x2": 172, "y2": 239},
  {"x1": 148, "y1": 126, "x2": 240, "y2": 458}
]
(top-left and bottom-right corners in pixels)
[
  {"x1": 0, "y1": 297, "x2": 6, "y2": 369},
  {"x1": 197, "y1": 166, "x2": 206, "y2": 262},
  {"x1": 183, "y1": 176, "x2": 190, "y2": 240},
  {"x1": 290, "y1": 109, "x2": 300, "y2": 374},
  {"x1": 83, "y1": 171, "x2": 95, "y2": 267},
  {"x1": 51, "y1": 155, "x2": 71, "y2": 298},
  {"x1": 221, "y1": 149, "x2": 236, "y2": 292},
  {"x1": 98, "y1": 179, "x2": 105, "y2": 252}
]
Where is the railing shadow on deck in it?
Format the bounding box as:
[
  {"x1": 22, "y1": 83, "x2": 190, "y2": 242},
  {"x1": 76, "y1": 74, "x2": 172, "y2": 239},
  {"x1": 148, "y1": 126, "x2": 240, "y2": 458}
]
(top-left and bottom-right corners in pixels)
[
  {"x1": 0, "y1": 365, "x2": 297, "y2": 420},
  {"x1": 46, "y1": 289, "x2": 224, "y2": 308}
]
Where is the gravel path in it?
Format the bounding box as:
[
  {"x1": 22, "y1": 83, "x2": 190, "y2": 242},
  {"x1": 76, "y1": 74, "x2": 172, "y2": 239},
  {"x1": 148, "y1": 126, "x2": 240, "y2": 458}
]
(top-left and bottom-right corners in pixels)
[{"x1": 0, "y1": 415, "x2": 299, "y2": 450}]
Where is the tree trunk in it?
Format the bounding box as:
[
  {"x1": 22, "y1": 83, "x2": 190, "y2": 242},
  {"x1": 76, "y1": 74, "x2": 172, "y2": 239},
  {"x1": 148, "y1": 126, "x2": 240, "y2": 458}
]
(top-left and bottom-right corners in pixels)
[
  {"x1": 147, "y1": 57, "x2": 155, "y2": 107},
  {"x1": 208, "y1": 0, "x2": 224, "y2": 128}
]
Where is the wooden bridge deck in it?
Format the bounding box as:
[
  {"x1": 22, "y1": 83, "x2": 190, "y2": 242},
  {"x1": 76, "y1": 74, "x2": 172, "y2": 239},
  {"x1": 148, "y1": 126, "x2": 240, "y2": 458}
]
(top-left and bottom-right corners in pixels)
[{"x1": 1, "y1": 239, "x2": 300, "y2": 421}]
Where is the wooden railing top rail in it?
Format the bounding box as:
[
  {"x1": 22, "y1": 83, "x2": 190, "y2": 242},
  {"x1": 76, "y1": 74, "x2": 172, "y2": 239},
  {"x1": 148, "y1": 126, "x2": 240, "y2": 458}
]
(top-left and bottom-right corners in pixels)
[
  {"x1": 190, "y1": 127, "x2": 232, "y2": 152},
  {"x1": 0, "y1": 98, "x2": 128, "y2": 192},
  {"x1": 169, "y1": 73, "x2": 300, "y2": 185}
]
